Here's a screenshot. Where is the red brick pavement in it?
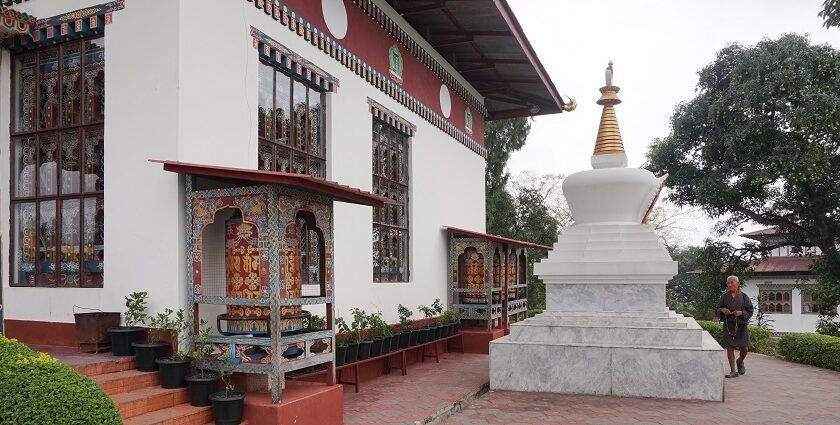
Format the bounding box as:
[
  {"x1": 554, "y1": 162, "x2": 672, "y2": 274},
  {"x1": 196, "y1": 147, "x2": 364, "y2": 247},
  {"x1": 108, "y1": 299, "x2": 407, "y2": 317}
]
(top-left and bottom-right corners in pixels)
[
  {"x1": 343, "y1": 352, "x2": 489, "y2": 425},
  {"x1": 444, "y1": 354, "x2": 840, "y2": 425}
]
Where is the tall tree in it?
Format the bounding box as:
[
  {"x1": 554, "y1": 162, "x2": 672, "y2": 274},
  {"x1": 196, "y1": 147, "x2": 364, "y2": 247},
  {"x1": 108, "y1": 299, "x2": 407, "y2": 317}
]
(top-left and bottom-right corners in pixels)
[
  {"x1": 820, "y1": 0, "x2": 840, "y2": 28},
  {"x1": 647, "y1": 34, "x2": 840, "y2": 314},
  {"x1": 485, "y1": 118, "x2": 532, "y2": 236}
]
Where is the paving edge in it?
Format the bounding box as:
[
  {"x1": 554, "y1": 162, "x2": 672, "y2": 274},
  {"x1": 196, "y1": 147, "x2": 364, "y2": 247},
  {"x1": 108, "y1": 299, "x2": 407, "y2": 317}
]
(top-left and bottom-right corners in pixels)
[{"x1": 416, "y1": 381, "x2": 490, "y2": 425}]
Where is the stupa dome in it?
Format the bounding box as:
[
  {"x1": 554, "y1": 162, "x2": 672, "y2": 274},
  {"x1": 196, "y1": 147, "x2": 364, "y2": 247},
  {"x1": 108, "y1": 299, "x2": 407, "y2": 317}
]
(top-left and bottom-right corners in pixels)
[{"x1": 561, "y1": 62, "x2": 666, "y2": 225}]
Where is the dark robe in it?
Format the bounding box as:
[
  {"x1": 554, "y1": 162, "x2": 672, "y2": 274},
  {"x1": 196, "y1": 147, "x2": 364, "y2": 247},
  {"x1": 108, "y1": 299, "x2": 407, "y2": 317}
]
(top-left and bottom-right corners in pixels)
[{"x1": 716, "y1": 290, "x2": 754, "y2": 348}]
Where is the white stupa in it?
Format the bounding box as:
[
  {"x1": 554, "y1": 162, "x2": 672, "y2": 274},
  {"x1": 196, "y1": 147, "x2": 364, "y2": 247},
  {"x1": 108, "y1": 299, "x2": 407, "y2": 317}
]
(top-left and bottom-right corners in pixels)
[{"x1": 489, "y1": 63, "x2": 725, "y2": 401}]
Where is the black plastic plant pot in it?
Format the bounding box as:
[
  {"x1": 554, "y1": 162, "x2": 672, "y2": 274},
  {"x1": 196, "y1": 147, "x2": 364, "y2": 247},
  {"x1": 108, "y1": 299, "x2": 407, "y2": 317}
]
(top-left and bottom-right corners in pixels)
[
  {"x1": 448, "y1": 323, "x2": 455, "y2": 336},
  {"x1": 345, "y1": 342, "x2": 360, "y2": 363},
  {"x1": 335, "y1": 345, "x2": 347, "y2": 366},
  {"x1": 185, "y1": 374, "x2": 220, "y2": 407},
  {"x1": 156, "y1": 357, "x2": 191, "y2": 389},
  {"x1": 409, "y1": 330, "x2": 419, "y2": 346},
  {"x1": 209, "y1": 391, "x2": 245, "y2": 425},
  {"x1": 437, "y1": 325, "x2": 445, "y2": 340},
  {"x1": 131, "y1": 341, "x2": 169, "y2": 372},
  {"x1": 357, "y1": 341, "x2": 373, "y2": 360},
  {"x1": 419, "y1": 328, "x2": 430, "y2": 344},
  {"x1": 398, "y1": 332, "x2": 409, "y2": 349},
  {"x1": 370, "y1": 337, "x2": 383, "y2": 357},
  {"x1": 455, "y1": 322, "x2": 461, "y2": 334},
  {"x1": 380, "y1": 335, "x2": 393, "y2": 354},
  {"x1": 107, "y1": 326, "x2": 144, "y2": 356}
]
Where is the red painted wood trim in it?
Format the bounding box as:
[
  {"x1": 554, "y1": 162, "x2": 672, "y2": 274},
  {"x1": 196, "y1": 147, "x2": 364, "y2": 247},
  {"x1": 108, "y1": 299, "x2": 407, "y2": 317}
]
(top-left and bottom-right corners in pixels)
[{"x1": 444, "y1": 226, "x2": 552, "y2": 250}]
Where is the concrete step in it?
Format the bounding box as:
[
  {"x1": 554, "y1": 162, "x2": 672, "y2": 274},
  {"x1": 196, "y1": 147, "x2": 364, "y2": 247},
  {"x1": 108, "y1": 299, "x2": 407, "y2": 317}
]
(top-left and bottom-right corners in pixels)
[
  {"x1": 113, "y1": 386, "x2": 190, "y2": 419},
  {"x1": 523, "y1": 319, "x2": 688, "y2": 328},
  {"x1": 507, "y1": 322, "x2": 703, "y2": 347},
  {"x1": 70, "y1": 355, "x2": 135, "y2": 377},
  {"x1": 122, "y1": 404, "x2": 213, "y2": 425},
  {"x1": 92, "y1": 369, "x2": 161, "y2": 395}
]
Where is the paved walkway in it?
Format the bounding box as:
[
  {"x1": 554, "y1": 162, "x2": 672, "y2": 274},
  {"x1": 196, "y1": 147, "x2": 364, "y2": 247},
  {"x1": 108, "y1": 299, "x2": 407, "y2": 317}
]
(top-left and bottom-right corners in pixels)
[
  {"x1": 444, "y1": 354, "x2": 840, "y2": 425},
  {"x1": 343, "y1": 352, "x2": 489, "y2": 424}
]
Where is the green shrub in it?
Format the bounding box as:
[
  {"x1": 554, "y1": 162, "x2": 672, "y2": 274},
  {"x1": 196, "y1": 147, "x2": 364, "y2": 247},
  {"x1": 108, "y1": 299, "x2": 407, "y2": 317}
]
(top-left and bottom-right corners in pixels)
[
  {"x1": 777, "y1": 333, "x2": 840, "y2": 372},
  {"x1": 816, "y1": 315, "x2": 840, "y2": 337},
  {"x1": 0, "y1": 336, "x2": 121, "y2": 425},
  {"x1": 527, "y1": 308, "x2": 543, "y2": 318},
  {"x1": 695, "y1": 320, "x2": 773, "y2": 355}
]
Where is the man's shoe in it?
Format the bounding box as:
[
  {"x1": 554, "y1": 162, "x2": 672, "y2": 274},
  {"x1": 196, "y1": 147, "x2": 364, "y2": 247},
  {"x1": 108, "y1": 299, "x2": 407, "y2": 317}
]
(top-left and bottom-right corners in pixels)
[
  {"x1": 725, "y1": 371, "x2": 739, "y2": 378},
  {"x1": 737, "y1": 359, "x2": 746, "y2": 375}
]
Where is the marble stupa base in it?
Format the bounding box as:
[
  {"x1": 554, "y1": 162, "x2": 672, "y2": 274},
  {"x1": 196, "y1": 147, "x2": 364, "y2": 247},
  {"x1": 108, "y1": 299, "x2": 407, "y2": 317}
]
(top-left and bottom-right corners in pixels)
[{"x1": 489, "y1": 311, "x2": 725, "y2": 401}]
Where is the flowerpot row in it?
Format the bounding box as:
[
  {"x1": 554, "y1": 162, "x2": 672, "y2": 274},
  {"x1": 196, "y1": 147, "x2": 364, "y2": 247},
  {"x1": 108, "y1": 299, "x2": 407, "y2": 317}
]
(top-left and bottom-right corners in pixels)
[
  {"x1": 335, "y1": 322, "x2": 460, "y2": 366},
  {"x1": 105, "y1": 292, "x2": 245, "y2": 425}
]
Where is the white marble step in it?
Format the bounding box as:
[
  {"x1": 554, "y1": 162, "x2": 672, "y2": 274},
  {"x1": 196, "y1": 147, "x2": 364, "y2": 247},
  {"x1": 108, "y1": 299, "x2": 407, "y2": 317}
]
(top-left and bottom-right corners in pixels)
[
  {"x1": 506, "y1": 322, "x2": 703, "y2": 348},
  {"x1": 535, "y1": 310, "x2": 678, "y2": 320},
  {"x1": 524, "y1": 319, "x2": 688, "y2": 328}
]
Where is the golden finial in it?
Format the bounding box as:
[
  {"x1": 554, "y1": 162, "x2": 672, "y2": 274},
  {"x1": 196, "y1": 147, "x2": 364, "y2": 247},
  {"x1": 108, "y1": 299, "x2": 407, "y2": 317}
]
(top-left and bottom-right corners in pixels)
[{"x1": 593, "y1": 61, "x2": 625, "y2": 156}]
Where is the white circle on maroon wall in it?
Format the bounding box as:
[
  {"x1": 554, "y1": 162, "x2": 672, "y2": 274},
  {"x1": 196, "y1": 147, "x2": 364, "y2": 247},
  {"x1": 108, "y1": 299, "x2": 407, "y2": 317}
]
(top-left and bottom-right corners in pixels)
[
  {"x1": 322, "y1": 0, "x2": 348, "y2": 40},
  {"x1": 439, "y1": 84, "x2": 452, "y2": 118}
]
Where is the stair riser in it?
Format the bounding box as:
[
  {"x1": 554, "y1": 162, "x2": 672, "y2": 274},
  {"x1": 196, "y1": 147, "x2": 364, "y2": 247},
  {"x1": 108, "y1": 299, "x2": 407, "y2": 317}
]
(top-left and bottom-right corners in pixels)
[
  {"x1": 119, "y1": 389, "x2": 189, "y2": 419},
  {"x1": 73, "y1": 359, "x2": 136, "y2": 377},
  {"x1": 99, "y1": 373, "x2": 161, "y2": 395}
]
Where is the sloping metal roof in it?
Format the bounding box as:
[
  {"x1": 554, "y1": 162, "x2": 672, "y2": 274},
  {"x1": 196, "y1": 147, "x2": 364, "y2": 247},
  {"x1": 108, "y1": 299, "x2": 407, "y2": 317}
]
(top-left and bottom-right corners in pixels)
[
  {"x1": 385, "y1": 0, "x2": 565, "y2": 120},
  {"x1": 444, "y1": 226, "x2": 552, "y2": 250},
  {"x1": 751, "y1": 256, "x2": 818, "y2": 275},
  {"x1": 152, "y1": 160, "x2": 394, "y2": 208}
]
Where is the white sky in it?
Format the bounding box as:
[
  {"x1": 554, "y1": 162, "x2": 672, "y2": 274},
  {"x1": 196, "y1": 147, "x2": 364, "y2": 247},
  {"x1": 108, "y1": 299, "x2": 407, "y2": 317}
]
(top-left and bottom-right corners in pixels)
[{"x1": 506, "y1": 0, "x2": 840, "y2": 246}]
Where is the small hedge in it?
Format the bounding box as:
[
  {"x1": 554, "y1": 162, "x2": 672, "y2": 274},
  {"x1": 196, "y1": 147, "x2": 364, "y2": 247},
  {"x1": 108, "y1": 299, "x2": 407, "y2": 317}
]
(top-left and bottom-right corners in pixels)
[
  {"x1": 695, "y1": 320, "x2": 773, "y2": 355},
  {"x1": 777, "y1": 333, "x2": 840, "y2": 372},
  {"x1": 0, "y1": 336, "x2": 121, "y2": 425}
]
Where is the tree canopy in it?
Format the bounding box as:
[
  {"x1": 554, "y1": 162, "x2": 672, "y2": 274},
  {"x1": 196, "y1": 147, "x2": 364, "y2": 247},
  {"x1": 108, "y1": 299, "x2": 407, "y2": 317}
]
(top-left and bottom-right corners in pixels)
[
  {"x1": 820, "y1": 0, "x2": 840, "y2": 28},
  {"x1": 646, "y1": 34, "x2": 840, "y2": 313}
]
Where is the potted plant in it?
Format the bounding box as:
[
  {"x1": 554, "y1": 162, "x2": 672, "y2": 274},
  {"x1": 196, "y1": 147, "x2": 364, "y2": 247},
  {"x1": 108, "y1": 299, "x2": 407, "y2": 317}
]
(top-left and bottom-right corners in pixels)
[
  {"x1": 432, "y1": 299, "x2": 446, "y2": 339},
  {"x1": 336, "y1": 317, "x2": 360, "y2": 364},
  {"x1": 416, "y1": 304, "x2": 434, "y2": 344},
  {"x1": 107, "y1": 292, "x2": 148, "y2": 356},
  {"x1": 367, "y1": 312, "x2": 391, "y2": 357},
  {"x1": 390, "y1": 324, "x2": 402, "y2": 351},
  {"x1": 185, "y1": 320, "x2": 220, "y2": 406},
  {"x1": 350, "y1": 308, "x2": 372, "y2": 360},
  {"x1": 334, "y1": 334, "x2": 348, "y2": 367},
  {"x1": 132, "y1": 308, "x2": 174, "y2": 372},
  {"x1": 398, "y1": 304, "x2": 418, "y2": 347},
  {"x1": 155, "y1": 309, "x2": 192, "y2": 388},
  {"x1": 208, "y1": 353, "x2": 245, "y2": 425}
]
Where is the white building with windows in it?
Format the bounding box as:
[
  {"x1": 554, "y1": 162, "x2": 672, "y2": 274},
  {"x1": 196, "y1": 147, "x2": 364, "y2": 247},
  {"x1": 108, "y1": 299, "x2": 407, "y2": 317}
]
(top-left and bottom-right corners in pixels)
[
  {"x1": 0, "y1": 0, "x2": 568, "y2": 347},
  {"x1": 739, "y1": 228, "x2": 836, "y2": 333}
]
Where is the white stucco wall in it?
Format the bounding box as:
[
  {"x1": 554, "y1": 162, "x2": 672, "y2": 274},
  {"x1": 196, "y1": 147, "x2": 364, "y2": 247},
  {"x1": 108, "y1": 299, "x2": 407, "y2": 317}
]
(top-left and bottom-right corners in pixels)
[
  {"x1": 1, "y1": 0, "x2": 486, "y2": 326},
  {"x1": 1, "y1": 0, "x2": 184, "y2": 324},
  {"x1": 741, "y1": 277, "x2": 824, "y2": 333}
]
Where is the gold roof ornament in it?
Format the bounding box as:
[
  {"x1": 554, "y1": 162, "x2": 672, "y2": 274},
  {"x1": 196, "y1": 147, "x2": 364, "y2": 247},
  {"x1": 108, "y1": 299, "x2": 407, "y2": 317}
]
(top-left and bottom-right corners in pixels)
[{"x1": 593, "y1": 61, "x2": 625, "y2": 156}]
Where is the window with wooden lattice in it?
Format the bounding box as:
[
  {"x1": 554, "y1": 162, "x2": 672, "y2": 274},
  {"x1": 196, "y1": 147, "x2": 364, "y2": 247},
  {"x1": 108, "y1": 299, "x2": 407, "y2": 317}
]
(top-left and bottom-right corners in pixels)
[
  {"x1": 10, "y1": 37, "x2": 105, "y2": 288},
  {"x1": 372, "y1": 119, "x2": 409, "y2": 282}
]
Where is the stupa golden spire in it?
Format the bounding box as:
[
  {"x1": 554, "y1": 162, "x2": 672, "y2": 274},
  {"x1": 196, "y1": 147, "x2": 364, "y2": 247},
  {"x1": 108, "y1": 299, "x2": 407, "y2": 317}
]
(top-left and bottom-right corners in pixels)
[{"x1": 593, "y1": 61, "x2": 625, "y2": 156}]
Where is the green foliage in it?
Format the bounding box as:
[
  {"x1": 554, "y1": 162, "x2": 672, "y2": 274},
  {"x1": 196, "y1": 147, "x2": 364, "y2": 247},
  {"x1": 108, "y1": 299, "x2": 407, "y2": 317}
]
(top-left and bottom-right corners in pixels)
[
  {"x1": 527, "y1": 308, "x2": 543, "y2": 318},
  {"x1": 397, "y1": 304, "x2": 413, "y2": 331},
  {"x1": 778, "y1": 333, "x2": 840, "y2": 372},
  {"x1": 0, "y1": 336, "x2": 121, "y2": 425},
  {"x1": 816, "y1": 315, "x2": 840, "y2": 337},
  {"x1": 753, "y1": 293, "x2": 775, "y2": 331},
  {"x1": 431, "y1": 299, "x2": 444, "y2": 316},
  {"x1": 124, "y1": 291, "x2": 148, "y2": 327},
  {"x1": 696, "y1": 320, "x2": 773, "y2": 355},
  {"x1": 367, "y1": 312, "x2": 392, "y2": 337},
  {"x1": 192, "y1": 320, "x2": 214, "y2": 378},
  {"x1": 212, "y1": 353, "x2": 237, "y2": 396},
  {"x1": 417, "y1": 304, "x2": 435, "y2": 319},
  {"x1": 819, "y1": 0, "x2": 840, "y2": 28},
  {"x1": 646, "y1": 34, "x2": 840, "y2": 314},
  {"x1": 148, "y1": 308, "x2": 192, "y2": 359}
]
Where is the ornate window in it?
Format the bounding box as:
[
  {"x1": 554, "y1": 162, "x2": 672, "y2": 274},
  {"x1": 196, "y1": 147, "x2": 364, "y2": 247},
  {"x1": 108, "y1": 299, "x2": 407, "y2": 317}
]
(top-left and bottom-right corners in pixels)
[
  {"x1": 760, "y1": 288, "x2": 792, "y2": 314},
  {"x1": 801, "y1": 289, "x2": 818, "y2": 314},
  {"x1": 257, "y1": 61, "x2": 326, "y2": 178},
  {"x1": 372, "y1": 119, "x2": 409, "y2": 282},
  {"x1": 10, "y1": 37, "x2": 105, "y2": 288}
]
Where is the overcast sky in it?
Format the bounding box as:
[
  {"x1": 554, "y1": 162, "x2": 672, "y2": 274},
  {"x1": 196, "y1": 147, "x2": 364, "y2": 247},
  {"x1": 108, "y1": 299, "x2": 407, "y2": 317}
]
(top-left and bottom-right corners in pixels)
[{"x1": 506, "y1": 0, "x2": 840, "y2": 247}]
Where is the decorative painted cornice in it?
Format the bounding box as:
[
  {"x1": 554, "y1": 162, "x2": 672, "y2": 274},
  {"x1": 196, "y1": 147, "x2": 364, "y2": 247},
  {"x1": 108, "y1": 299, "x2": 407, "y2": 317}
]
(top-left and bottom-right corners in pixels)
[
  {"x1": 367, "y1": 98, "x2": 416, "y2": 137},
  {"x1": 251, "y1": 26, "x2": 339, "y2": 92},
  {"x1": 7, "y1": 0, "x2": 124, "y2": 51},
  {"x1": 349, "y1": 0, "x2": 488, "y2": 117},
  {"x1": 245, "y1": 0, "x2": 486, "y2": 159},
  {"x1": 0, "y1": 5, "x2": 35, "y2": 36}
]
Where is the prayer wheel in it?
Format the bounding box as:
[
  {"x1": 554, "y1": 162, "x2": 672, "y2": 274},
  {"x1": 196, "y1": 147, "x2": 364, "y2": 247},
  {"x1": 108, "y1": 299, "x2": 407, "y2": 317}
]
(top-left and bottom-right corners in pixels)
[{"x1": 225, "y1": 218, "x2": 270, "y2": 335}]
